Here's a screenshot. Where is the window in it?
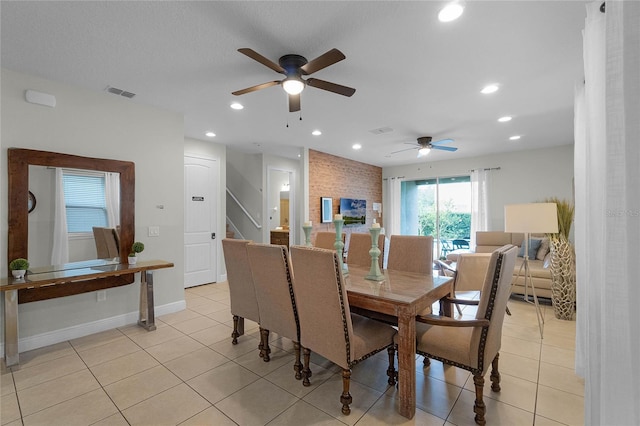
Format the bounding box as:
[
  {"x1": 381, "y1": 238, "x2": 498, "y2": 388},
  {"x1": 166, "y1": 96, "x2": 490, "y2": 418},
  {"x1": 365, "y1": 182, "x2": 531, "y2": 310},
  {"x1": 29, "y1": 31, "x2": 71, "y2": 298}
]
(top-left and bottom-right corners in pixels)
[
  {"x1": 401, "y1": 175, "x2": 471, "y2": 259},
  {"x1": 63, "y1": 172, "x2": 108, "y2": 233}
]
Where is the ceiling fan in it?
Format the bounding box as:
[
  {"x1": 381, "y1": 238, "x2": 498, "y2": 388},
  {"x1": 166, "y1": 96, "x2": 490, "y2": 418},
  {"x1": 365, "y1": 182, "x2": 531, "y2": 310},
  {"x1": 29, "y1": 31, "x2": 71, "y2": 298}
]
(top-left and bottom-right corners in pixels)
[
  {"x1": 391, "y1": 136, "x2": 458, "y2": 158},
  {"x1": 232, "y1": 48, "x2": 356, "y2": 112}
]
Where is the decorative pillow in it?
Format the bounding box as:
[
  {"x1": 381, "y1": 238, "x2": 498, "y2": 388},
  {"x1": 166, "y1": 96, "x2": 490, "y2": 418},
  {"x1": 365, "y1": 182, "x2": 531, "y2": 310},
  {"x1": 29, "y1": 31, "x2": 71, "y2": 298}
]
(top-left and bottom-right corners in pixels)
[
  {"x1": 536, "y1": 237, "x2": 550, "y2": 261},
  {"x1": 518, "y1": 238, "x2": 542, "y2": 260}
]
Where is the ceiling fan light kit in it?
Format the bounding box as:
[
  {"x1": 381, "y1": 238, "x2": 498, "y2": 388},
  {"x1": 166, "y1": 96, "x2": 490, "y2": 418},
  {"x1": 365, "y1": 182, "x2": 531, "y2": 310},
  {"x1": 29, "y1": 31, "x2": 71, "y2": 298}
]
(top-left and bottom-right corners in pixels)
[
  {"x1": 390, "y1": 136, "x2": 459, "y2": 158},
  {"x1": 232, "y1": 48, "x2": 355, "y2": 112}
]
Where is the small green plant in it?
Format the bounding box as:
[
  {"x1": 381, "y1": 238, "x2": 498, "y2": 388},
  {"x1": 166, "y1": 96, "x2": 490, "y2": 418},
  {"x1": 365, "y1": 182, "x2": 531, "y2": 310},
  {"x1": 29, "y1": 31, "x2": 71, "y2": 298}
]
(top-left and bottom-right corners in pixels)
[
  {"x1": 129, "y1": 242, "x2": 145, "y2": 257},
  {"x1": 9, "y1": 258, "x2": 29, "y2": 271}
]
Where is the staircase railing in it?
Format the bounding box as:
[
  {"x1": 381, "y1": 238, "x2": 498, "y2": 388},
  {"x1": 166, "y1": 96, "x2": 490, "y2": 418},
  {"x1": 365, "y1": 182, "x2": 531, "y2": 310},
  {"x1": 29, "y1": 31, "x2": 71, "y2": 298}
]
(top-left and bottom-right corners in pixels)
[{"x1": 226, "y1": 188, "x2": 262, "y2": 229}]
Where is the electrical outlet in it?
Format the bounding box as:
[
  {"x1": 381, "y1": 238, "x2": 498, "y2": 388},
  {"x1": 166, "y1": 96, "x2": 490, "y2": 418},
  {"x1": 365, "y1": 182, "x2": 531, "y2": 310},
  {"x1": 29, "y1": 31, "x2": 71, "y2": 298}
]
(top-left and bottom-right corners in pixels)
[
  {"x1": 97, "y1": 290, "x2": 106, "y2": 302},
  {"x1": 148, "y1": 226, "x2": 160, "y2": 237}
]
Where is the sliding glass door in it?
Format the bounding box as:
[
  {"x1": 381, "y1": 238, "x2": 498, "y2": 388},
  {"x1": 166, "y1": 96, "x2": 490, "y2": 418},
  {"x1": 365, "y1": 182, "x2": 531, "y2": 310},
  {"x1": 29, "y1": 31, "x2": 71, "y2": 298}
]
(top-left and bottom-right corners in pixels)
[{"x1": 400, "y1": 176, "x2": 471, "y2": 259}]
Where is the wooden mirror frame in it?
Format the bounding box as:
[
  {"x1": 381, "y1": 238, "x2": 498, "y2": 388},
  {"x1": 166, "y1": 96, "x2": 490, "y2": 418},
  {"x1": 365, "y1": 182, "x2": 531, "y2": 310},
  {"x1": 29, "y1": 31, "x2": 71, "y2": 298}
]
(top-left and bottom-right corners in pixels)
[{"x1": 8, "y1": 148, "x2": 135, "y2": 303}]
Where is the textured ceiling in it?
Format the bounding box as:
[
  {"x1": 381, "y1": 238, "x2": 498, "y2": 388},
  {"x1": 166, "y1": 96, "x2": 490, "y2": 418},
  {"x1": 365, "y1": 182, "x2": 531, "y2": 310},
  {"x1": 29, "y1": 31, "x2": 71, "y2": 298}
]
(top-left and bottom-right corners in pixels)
[{"x1": 1, "y1": 1, "x2": 587, "y2": 167}]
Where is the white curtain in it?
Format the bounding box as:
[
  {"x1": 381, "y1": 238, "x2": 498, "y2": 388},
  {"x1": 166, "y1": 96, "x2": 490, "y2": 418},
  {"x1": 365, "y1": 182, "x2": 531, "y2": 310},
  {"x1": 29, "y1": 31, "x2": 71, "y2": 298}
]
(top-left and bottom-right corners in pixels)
[
  {"x1": 51, "y1": 168, "x2": 69, "y2": 265},
  {"x1": 576, "y1": 2, "x2": 640, "y2": 425},
  {"x1": 105, "y1": 172, "x2": 120, "y2": 228},
  {"x1": 384, "y1": 177, "x2": 403, "y2": 236},
  {"x1": 470, "y1": 168, "x2": 491, "y2": 249}
]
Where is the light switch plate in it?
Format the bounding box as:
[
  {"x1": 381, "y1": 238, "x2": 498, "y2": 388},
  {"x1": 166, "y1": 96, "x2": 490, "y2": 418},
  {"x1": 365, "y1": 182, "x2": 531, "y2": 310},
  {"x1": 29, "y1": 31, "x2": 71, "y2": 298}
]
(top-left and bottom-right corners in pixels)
[{"x1": 148, "y1": 226, "x2": 160, "y2": 237}]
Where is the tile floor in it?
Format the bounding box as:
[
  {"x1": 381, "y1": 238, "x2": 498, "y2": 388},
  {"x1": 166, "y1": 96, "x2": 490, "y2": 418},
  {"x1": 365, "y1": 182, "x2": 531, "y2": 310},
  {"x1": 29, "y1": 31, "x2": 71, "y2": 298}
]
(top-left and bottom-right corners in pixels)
[{"x1": 1, "y1": 283, "x2": 584, "y2": 425}]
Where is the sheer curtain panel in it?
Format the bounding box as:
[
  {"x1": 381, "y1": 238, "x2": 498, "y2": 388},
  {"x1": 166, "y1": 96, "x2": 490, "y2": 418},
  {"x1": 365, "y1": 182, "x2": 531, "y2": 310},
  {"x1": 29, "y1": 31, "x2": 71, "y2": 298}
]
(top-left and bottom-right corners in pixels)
[
  {"x1": 576, "y1": 2, "x2": 640, "y2": 424},
  {"x1": 470, "y1": 168, "x2": 491, "y2": 249},
  {"x1": 51, "y1": 168, "x2": 69, "y2": 265}
]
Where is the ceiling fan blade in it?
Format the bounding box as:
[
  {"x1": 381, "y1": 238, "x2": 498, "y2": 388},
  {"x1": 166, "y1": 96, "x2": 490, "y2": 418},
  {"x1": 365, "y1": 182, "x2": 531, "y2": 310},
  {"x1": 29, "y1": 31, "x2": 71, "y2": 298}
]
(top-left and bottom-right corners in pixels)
[
  {"x1": 300, "y1": 48, "x2": 346, "y2": 75},
  {"x1": 431, "y1": 138, "x2": 455, "y2": 146},
  {"x1": 431, "y1": 145, "x2": 458, "y2": 152},
  {"x1": 232, "y1": 80, "x2": 281, "y2": 96},
  {"x1": 237, "y1": 48, "x2": 285, "y2": 74},
  {"x1": 306, "y1": 78, "x2": 355, "y2": 97},
  {"x1": 390, "y1": 147, "x2": 417, "y2": 155},
  {"x1": 289, "y1": 93, "x2": 300, "y2": 112}
]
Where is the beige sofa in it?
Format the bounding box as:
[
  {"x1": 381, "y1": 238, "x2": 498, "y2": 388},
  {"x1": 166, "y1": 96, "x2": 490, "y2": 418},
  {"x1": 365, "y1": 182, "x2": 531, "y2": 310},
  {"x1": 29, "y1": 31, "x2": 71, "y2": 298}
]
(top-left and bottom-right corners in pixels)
[{"x1": 475, "y1": 231, "x2": 552, "y2": 299}]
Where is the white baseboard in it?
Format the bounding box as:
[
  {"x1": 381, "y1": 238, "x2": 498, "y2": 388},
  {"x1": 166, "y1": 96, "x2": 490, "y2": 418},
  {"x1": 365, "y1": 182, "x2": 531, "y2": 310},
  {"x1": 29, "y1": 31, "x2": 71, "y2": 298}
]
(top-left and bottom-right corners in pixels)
[{"x1": 1, "y1": 300, "x2": 186, "y2": 358}]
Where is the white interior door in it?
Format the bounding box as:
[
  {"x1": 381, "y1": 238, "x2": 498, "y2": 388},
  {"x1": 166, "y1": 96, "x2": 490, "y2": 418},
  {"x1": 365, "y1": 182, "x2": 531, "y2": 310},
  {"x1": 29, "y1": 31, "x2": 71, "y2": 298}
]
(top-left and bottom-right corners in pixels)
[{"x1": 184, "y1": 156, "x2": 218, "y2": 288}]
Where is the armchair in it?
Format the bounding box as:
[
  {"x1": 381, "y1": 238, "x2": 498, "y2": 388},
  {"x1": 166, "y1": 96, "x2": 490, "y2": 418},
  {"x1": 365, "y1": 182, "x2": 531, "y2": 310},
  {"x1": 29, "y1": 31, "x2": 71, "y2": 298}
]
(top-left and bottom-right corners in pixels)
[{"x1": 413, "y1": 244, "x2": 517, "y2": 425}]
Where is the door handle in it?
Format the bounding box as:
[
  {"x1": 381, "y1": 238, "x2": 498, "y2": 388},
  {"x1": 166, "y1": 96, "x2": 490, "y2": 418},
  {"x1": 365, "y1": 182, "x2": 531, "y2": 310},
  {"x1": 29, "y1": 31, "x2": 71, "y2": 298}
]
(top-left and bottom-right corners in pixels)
[{"x1": 211, "y1": 232, "x2": 216, "y2": 240}]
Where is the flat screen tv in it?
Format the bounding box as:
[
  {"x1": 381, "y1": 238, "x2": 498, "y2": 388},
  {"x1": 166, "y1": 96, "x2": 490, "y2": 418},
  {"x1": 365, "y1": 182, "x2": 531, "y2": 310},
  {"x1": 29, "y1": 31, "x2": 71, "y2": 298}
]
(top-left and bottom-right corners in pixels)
[{"x1": 340, "y1": 198, "x2": 366, "y2": 225}]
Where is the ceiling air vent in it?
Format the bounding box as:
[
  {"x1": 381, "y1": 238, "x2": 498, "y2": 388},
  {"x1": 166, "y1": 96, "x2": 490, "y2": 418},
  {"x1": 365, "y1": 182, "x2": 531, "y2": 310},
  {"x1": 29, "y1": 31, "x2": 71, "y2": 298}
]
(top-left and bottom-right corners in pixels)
[
  {"x1": 369, "y1": 126, "x2": 393, "y2": 135},
  {"x1": 106, "y1": 86, "x2": 136, "y2": 99}
]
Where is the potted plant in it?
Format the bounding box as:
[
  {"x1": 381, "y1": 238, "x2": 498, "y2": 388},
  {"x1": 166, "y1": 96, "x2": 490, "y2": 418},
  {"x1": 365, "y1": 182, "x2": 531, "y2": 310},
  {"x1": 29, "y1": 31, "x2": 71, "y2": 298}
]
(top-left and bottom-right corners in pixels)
[
  {"x1": 128, "y1": 242, "x2": 145, "y2": 265},
  {"x1": 544, "y1": 197, "x2": 576, "y2": 320},
  {"x1": 9, "y1": 258, "x2": 29, "y2": 279}
]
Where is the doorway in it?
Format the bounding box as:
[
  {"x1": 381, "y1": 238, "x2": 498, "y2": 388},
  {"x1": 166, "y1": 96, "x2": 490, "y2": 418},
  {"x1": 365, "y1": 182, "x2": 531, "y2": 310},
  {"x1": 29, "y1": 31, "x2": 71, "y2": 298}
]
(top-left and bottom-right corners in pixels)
[
  {"x1": 184, "y1": 156, "x2": 219, "y2": 288},
  {"x1": 267, "y1": 168, "x2": 294, "y2": 245}
]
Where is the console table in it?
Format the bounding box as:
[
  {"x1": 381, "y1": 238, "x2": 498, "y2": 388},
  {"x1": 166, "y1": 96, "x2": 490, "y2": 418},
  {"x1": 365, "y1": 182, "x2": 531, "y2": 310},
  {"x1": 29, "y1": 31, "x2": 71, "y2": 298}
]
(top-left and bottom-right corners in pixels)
[{"x1": 1, "y1": 259, "x2": 174, "y2": 367}]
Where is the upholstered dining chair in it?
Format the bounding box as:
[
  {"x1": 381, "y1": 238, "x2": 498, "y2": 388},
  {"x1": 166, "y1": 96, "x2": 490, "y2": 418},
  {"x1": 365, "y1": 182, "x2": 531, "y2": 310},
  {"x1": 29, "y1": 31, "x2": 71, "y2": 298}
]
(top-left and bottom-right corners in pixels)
[
  {"x1": 314, "y1": 231, "x2": 346, "y2": 250},
  {"x1": 290, "y1": 245, "x2": 397, "y2": 415},
  {"x1": 346, "y1": 232, "x2": 385, "y2": 269},
  {"x1": 386, "y1": 235, "x2": 433, "y2": 274},
  {"x1": 93, "y1": 227, "x2": 120, "y2": 259},
  {"x1": 437, "y1": 253, "x2": 492, "y2": 316},
  {"x1": 412, "y1": 244, "x2": 517, "y2": 425},
  {"x1": 246, "y1": 243, "x2": 303, "y2": 379},
  {"x1": 222, "y1": 239, "x2": 262, "y2": 354}
]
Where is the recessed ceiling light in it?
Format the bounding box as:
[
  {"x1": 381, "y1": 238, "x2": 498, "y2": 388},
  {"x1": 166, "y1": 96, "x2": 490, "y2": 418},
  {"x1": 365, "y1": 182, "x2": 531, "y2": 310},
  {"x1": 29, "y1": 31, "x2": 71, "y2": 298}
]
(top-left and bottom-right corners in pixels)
[
  {"x1": 205, "y1": 131, "x2": 216, "y2": 138},
  {"x1": 312, "y1": 130, "x2": 322, "y2": 136},
  {"x1": 438, "y1": 1, "x2": 465, "y2": 22},
  {"x1": 509, "y1": 135, "x2": 521, "y2": 140},
  {"x1": 498, "y1": 116, "x2": 512, "y2": 122},
  {"x1": 352, "y1": 143, "x2": 362, "y2": 150},
  {"x1": 230, "y1": 102, "x2": 244, "y2": 110},
  {"x1": 480, "y1": 84, "x2": 499, "y2": 94}
]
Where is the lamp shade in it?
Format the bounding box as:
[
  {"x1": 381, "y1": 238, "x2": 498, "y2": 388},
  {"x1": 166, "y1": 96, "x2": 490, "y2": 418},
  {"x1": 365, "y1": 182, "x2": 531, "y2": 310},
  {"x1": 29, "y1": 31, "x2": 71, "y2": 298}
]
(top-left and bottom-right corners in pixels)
[{"x1": 504, "y1": 203, "x2": 559, "y2": 233}]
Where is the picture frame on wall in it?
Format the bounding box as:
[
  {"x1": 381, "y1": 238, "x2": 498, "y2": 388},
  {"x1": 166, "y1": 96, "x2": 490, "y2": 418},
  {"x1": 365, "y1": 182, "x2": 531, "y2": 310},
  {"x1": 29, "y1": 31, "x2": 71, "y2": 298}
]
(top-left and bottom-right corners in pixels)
[{"x1": 321, "y1": 197, "x2": 333, "y2": 223}]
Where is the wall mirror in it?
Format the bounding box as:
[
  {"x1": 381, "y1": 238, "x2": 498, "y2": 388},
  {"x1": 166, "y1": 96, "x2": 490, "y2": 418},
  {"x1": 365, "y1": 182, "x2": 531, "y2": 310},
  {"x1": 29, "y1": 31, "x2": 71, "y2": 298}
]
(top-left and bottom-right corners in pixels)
[{"x1": 8, "y1": 148, "x2": 135, "y2": 303}]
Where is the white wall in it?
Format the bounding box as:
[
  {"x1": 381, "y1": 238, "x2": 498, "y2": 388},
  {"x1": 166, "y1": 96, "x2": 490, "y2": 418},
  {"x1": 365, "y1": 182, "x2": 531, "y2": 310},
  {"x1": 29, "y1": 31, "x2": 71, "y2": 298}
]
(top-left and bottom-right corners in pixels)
[
  {"x1": 383, "y1": 145, "x2": 574, "y2": 231},
  {"x1": 1, "y1": 69, "x2": 185, "y2": 349}
]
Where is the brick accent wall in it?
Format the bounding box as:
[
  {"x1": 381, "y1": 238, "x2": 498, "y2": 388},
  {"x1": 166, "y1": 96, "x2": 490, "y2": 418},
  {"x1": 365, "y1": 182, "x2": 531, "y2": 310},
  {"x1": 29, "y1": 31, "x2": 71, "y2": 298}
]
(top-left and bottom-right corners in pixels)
[{"x1": 308, "y1": 149, "x2": 382, "y2": 244}]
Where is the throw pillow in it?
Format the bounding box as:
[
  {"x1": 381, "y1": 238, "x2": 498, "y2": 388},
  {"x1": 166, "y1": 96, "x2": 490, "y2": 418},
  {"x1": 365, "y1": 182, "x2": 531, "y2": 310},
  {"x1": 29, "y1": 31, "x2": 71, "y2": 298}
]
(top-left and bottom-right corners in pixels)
[
  {"x1": 536, "y1": 237, "x2": 550, "y2": 261},
  {"x1": 518, "y1": 238, "x2": 542, "y2": 260}
]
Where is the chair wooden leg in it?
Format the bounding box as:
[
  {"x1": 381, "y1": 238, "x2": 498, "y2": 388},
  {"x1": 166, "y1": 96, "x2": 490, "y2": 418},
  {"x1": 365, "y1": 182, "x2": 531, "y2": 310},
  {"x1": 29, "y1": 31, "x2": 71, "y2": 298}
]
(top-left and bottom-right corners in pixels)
[
  {"x1": 259, "y1": 328, "x2": 271, "y2": 362},
  {"x1": 232, "y1": 315, "x2": 240, "y2": 344},
  {"x1": 473, "y1": 374, "x2": 486, "y2": 425},
  {"x1": 302, "y1": 347, "x2": 312, "y2": 387},
  {"x1": 387, "y1": 346, "x2": 397, "y2": 385},
  {"x1": 423, "y1": 357, "x2": 431, "y2": 367},
  {"x1": 490, "y1": 353, "x2": 501, "y2": 392},
  {"x1": 293, "y1": 342, "x2": 302, "y2": 380},
  {"x1": 455, "y1": 303, "x2": 463, "y2": 316},
  {"x1": 341, "y1": 369, "x2": 353, "y2": 415}
]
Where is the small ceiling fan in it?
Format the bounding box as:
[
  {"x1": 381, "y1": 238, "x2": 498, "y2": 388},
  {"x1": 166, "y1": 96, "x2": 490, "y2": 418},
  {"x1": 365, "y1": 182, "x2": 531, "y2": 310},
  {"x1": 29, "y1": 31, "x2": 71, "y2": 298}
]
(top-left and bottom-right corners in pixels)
[
  {"x1": 232, "y1": 48, "x2": 356, "y2": 112},
  {"x1": 391, "y1": 136, "x2": 458, "y2": 158}
]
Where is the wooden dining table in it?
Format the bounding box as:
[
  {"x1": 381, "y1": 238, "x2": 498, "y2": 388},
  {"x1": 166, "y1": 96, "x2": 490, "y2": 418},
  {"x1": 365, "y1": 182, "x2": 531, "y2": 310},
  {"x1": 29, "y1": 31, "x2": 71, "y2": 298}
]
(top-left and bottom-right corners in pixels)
[{"x1": 344, "y1": 265, "x2": 453, "y2": 419}]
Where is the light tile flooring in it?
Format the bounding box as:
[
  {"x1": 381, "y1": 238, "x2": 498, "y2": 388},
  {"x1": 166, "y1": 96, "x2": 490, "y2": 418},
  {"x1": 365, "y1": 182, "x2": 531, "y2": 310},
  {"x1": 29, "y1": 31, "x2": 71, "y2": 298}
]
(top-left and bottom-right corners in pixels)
[{"x1": 1, "y1": 283, "x2": 584, "y2": 425}]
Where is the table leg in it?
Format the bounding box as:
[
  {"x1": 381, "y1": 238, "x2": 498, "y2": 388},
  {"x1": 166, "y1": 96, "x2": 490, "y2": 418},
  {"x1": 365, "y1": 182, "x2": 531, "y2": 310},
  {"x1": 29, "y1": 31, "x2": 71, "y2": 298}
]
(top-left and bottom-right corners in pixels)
[
  {"x1": 3, "y1": 289, "x2": 19, "y2": 367},
  {"x1": 138, "y1": 270, "x2": 156, "y2": 331},
  {"x1": 397, "y1": 307, "x2": 416, "y2": 419}
]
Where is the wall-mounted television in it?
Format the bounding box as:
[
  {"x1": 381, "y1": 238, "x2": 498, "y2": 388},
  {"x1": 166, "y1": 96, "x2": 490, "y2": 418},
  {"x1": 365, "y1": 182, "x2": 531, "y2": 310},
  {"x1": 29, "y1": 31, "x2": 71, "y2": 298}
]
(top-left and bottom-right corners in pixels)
[{"x1": 340, "y1": 198, "x2": 366, "y2": 225}]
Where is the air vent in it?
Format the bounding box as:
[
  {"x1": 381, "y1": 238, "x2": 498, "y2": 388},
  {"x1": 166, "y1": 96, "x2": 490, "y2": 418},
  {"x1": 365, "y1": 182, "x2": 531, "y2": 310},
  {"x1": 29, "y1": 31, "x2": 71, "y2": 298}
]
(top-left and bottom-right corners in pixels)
[
  {"x1": 106, "y1": 86, "x2": 136, "y2": 99},
  {"x1": 369, "y1": 126, "x2": 393, "y2": 135}
]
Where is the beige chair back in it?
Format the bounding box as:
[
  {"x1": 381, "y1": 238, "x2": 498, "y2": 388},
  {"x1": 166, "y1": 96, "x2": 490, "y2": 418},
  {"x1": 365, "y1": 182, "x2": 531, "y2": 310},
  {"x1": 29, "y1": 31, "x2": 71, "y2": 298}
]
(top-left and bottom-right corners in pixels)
[
  {"x1": 222, "y1": 239, "x2": 260, "y2": 323},
  {"x1": 93, "y1": 227, "x2": 120, "y2": 259},
  {"x1": 471, "y1": 245, "x2": 518, "y2": 373},
  {"x1": 387, "y1": 235, "x2": 433, "y2": 274},
  {"x1": 314, "y1": 231, "x2": 345, "y2": 250},
  {"x1": 454, "y1": 253, "x2": 492, "y2": 292},
  {"x1": 290, "y1": 245, "x2": 355, "y2": 368},
  {"x1": 346, "y1": 232, "x2": 385, "y2": 269},
  {"x1": 246, "y1": 243, "x2": 299, "y2": 342}
]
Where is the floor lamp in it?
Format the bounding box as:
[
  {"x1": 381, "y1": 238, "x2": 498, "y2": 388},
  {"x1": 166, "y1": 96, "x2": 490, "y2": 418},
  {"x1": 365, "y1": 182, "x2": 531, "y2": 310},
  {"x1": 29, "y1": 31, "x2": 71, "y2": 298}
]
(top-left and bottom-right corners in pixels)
[{"x1": 504, "y1": 203, "x2": 558, "y2": 338}]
